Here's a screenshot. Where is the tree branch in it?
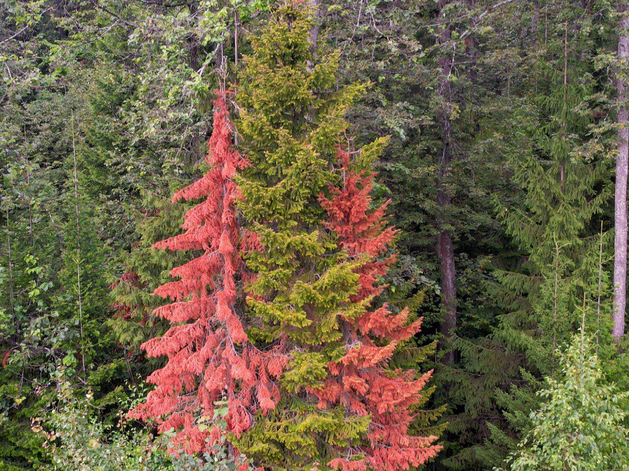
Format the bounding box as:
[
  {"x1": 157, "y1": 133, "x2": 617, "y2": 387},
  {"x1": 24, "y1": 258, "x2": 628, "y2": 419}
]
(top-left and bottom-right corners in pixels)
[
  {"x1": 460, "y1": 0, "x2": 522, "y2": 40},
  {"x1": 89, "y1": 0, "x2": 140, "y2": 29},
  {"x1": 0, "y1": 25, "x2": 30, "y2": 45}
]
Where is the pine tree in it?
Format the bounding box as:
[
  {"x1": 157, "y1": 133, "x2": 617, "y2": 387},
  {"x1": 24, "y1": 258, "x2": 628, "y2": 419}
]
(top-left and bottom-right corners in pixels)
[{"x1": 129, "y1": 93, "x2": 286, "y2": 459}]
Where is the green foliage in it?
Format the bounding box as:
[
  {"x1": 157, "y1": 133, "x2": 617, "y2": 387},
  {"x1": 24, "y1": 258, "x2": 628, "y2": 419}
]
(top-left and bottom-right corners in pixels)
[
  {"x1": 232, "y1": 3, "x2": 444, "y2": 469},
  {"x1": 234, "y1": 401, "x2": 371, "y2": 471},
  {"x1": 0, "y1": 0, "x2": 274, "y2": 463},
  {"x1": 233, "y1": 5, "x2": 372, "y2": 468},
  {"x1": 170, "y1": 449, "x2": 254, "y2": 471},
  {"x1": 432, "y1": 4, "x2": 616, "y2": 468},
  {"x1": 1, "y1": 1, "x2": 627, "y2": 471},
  {"x1": 38, "y1": 381, "x2": 172, "y2": 471},
  {"x1": 505, "y1": 337, "x2": 629, "y2": 471},
  {"x1": 36, "y1": 371, "x2": 253, "y2": 471},
  {"x1": 108, "y1": 194, "x2": 187, "y2": 358},
  {"x1": 472, "y1": 14, "x2": 614, "y2": 468},
  {"x1": 236, "y1": 1, "x2": 362, "y2": 358}
]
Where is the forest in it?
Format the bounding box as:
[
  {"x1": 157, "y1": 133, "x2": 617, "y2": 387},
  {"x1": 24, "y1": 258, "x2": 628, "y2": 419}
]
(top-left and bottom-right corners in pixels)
[{"x1": 2, "y1": 0, "x2": 629, "y2": 470}]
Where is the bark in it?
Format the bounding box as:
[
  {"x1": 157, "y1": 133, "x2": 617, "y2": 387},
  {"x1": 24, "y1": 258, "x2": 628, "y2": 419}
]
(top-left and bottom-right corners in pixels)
[
  {"x1": 466, "y1": 0, "x2": 478, "y2": 84},
  {"x1": 438, "y1": 232, "x2": 457, "y2": 357},
  {"x1": 187, "y1": 3, "x2": 199, "y2": 70},
  {"x1": 436, "y1": 0, "x2": 457, "y2": 363},
  {"x1": 531, "y1": 0, "x2": 539, "y2": 37},
  {"x1": 234, "y1": 8, "x2": 240, "y2": 68},
  {"x1": 614, "y1": 6, "x2": 629, "y2": 341},
  {"x1": 308, "y1": 0, "x2": 322, "y2": 49},
  {"x1": 307, "y1": 0, "x2": 323, "y2": 72}
]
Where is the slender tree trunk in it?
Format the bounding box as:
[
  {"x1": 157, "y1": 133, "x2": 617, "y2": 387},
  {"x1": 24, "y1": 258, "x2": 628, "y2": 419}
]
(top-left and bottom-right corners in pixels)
[
  {"x1": 532, "y1": 0, "x2": 539, "y2": 37},
  {"x1": 614, "y1": 5, "x2": 629, "y2": 341},
  {"x1": 309, "y1": 0, "x2": 323, "y2": 45},
  {"x1": 187, "y1": 2, "x2": 199, "y2": 71},
  {"x1": 597, "y1": 221, "x2": 604, "y2": 353},
  {"x1": 436, "y1": 0, "x2": 457, "y2": 363},
  {"x1": 552, "y1": 239, "x2": 560, "y2": 374},
  {"x1": 234, "y1": 8, "x2": 240, "y2": 68},
  {"x1": 307, "y1": 0, "x2": 323, "y2": 70},
  {"x1": 466, "y1": 0, "x2": 478, "y2": 85},
  {"x1": 438, "y1": 230, "x2": 457, "y2": 359},
  {"x1": 71, "y1": 111, "x2": 85, "y2": 375}
]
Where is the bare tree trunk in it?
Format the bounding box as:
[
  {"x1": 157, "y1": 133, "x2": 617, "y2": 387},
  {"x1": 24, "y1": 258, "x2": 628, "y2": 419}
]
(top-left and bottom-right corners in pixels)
[
  {"x1": 597, "y1": 221, "x2": 604, "y2": 352},
  {"x1": 436, "y1": 0, "x2": 457, "y2": 363},
  {"x1": 307, "y1": 0, "x2": 323, "y2": 71},
  {"x1": 187, "y1": 2, "x2": 199, "y2": 71},
  {"x1": 614, "y1": 5, "x2": 629, "y2": 341},
  {"x1": 466, "y1": 0, "x2": 478, "y2": 85},
  {"x1": 531, "y1": 0, "x2": 539, "y2": 37},
  {"x1": 234, "y1": 8, "x2": 240, "y2": 68},
  {"x1": 308, "y1": 0, "x2": 322, "y2": 47}
]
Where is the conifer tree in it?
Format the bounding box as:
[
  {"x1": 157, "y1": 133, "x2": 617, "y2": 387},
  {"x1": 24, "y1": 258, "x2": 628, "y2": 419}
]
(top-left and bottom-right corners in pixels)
[
  {"x1": 130, "y1": 93, "x2": 286, "y2": 458},
  {"x1": 316, "y1": 148, "x2": 441, "y2": 470},
  {"x1": 108, "y1": 186, "x2": 192, "y2": 369},
  {"x1": 232, "y1": 3, "x2": 440, "y2": 470},
  {"x1": 451, "y1": 11, "x2": 615, "y2": 467}
]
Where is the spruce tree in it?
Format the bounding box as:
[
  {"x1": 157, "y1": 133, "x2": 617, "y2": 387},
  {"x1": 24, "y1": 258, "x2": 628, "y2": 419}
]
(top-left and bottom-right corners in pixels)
[
  {"x1": 456, "y1": 10, "x2": 615, "y2": 467},
  {"x1": 488, "y1": 56, "x2": 612, "y2": 372},
  {"x1": 232, "y1": 3, "x2": 440, "y2": 470}
]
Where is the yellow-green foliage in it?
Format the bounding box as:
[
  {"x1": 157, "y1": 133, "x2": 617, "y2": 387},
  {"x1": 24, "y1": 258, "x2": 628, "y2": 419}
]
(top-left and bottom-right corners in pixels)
[
  {"x1": 233, "y1": 400, "x2": 371, "y2": 471},
  {"x1": 234, "y1": 3, "x2": 379, "y2": 469}
]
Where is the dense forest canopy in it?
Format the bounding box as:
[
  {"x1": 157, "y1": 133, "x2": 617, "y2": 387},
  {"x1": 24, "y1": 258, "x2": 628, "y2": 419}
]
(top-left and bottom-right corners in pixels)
[{"x1": 1, "y1": 1, "x2": 629, "y2": 470}]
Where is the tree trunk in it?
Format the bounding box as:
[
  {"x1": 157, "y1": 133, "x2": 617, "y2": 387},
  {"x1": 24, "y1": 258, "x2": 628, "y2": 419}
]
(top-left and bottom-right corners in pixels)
[
  {"x1": 614, "y1": 6, "x2": 629, "y2": 341},
  {"x1": 436, "y1": 0, "x2": 457, "y2": 363},
  {"x1": 187, "y1": 2, "x2": 199, "y2": 71},
  {"x1": 308, "y1": 0, "x2": 322, "y2": 49},
  {"x1": 466, "y1": 0, "x2": 478, "y2": 85},
  {"x1": 307, "y1": 0, "x2": 323, "y2": 72}
]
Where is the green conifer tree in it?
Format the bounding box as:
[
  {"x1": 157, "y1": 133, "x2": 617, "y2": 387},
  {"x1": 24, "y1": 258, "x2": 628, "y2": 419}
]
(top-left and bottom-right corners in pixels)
[
  {"x1": 232, "y1": 3, "x2": 440, "y2": 469},
  {"x1": 430, "y1": 5, "x2": 616, "y2": 467},
  {"x1": 451, "y1": 11, "x2": 615, "y2": 468},
  {"x1": 232, "y1": 5, "x2": 367, "y2": 468}
]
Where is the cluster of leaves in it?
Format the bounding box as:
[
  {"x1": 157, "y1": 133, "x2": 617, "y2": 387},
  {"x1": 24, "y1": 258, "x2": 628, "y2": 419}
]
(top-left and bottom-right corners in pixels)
[
  {"x1": 508, "y1": 337, "x2": 629, "y2": 471},
  {"x1": 35, "y1": 372, "x2": 249, "y2": 471}
]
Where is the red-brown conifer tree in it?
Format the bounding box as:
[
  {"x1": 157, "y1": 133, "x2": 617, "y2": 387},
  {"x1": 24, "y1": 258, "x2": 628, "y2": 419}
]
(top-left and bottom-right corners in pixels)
[
  {"x1": 317, "y1": 149, "x2": 442, "y2": 471},
  {"x1": 129, "y1": 92, "x2": 286, "y2": 458}
]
